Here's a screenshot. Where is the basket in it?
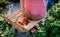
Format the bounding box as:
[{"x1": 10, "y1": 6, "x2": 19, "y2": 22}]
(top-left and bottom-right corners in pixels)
[{"x1": 5, "y1": 9, "x2": 41, "y2": 32}]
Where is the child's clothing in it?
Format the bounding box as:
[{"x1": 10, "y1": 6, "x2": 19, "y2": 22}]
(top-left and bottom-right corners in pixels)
[{"x1": 24, "y1": 0, "x2": 47, "y2": 18}]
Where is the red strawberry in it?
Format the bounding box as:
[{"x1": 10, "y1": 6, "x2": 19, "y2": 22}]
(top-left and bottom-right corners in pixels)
[
  {"x1": 18, "y1": 21, "x2": 24, "y2": 26},
  {"x1": 23, "y1": 18, "x2": 29, "y2": 25}
]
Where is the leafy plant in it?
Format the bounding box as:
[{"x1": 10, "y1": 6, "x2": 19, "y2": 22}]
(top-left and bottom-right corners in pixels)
[
  {"x1": 0, "y1": 7, "x2": 3, "y2": 13},
  {"x1": 0, "y1": 0, "x2": 8, "y2": 4},
  {"x1": 0, "y1": 14, "x2": 18, "y2": 37}
]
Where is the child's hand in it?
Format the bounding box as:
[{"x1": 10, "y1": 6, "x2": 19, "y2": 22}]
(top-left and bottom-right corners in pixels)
[{"x1": 24, "y1": 11, "x2": 42, "y2": 21}]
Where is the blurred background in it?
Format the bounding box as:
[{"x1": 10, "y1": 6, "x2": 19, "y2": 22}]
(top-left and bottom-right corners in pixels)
[{"x1": 0, "y1": 0, "x2": 60, "y2": 37}]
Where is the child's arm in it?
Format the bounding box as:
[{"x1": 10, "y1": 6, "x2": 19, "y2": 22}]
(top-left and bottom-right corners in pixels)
[{"x1": 20, "y1": 0, "x2": 25, "y2": 12}]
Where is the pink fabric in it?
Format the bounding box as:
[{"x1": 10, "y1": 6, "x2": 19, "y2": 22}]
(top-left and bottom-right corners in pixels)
[{"x1": 24, "y1": 0, "x2": 47, "y2": 18}]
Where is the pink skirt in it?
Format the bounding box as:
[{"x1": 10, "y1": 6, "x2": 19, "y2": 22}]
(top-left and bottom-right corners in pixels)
[{"x1": 24, "y1": 0, "x2": 47, "y2": 18}]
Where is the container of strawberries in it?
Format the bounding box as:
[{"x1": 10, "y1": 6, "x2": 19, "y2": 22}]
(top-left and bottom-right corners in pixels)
[{"x1": 5, "y1": 9, "x2": 41, "y2": 32}]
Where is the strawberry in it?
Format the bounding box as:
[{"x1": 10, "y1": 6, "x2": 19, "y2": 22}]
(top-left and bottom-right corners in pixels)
[
  {"x1": 17, "y1": 18, "x2": 29, "y2": 26},
  {"x1": 23, "y1": 18, "x2": 29, "y2": 25},
  {"x1": 18, "y1": 21, "x2": 24, "y2": 26}
]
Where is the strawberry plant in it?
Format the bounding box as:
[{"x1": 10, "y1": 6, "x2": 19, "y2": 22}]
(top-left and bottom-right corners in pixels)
[
  {"x1": 0, "y1": 0, "x2": 9, "y2": 8},
  {"x1": 0, "y1": 14, "x2": 18, "y2": 37}
]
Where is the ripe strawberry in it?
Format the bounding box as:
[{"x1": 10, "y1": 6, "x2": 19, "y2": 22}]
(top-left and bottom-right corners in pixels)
[
  {"x1": 23, "y1": 18, "x2": 29, "y2": 25},
  {"x1": 18, "y1": 21, "x2": 24, "y2": 26}
]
